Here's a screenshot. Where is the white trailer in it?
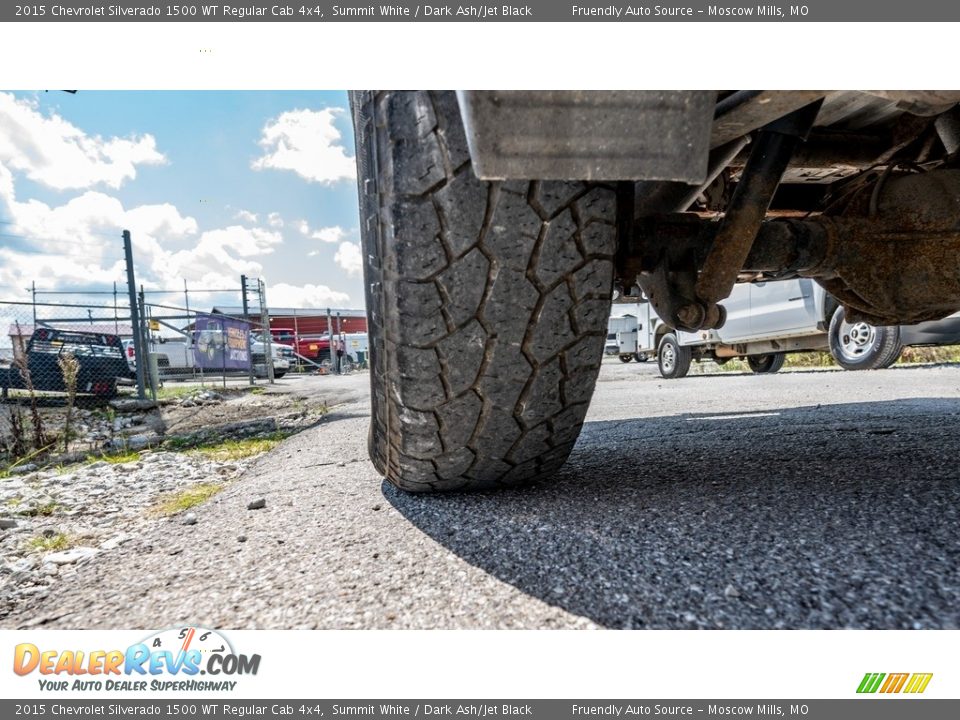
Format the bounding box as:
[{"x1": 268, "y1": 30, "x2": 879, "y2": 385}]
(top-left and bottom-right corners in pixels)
[{"x1": 609, "y1": 301, "x2": 670, "y2": 362}]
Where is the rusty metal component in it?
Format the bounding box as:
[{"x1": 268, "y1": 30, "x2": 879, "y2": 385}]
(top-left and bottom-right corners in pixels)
[
  {"x1": 811, "y1": 169, "x2": 960, "y2": 324},
  {"x1": 691, "y1": 101, "x2": 823, "y2": 329},
  {"x1": 631, "y1": 169, "x2": 960, "y2": 328}
]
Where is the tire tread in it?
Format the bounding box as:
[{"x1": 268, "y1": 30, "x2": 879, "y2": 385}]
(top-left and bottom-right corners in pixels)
[{"x1": 352, "y1": 91, "x2": 617, "y2": 491}]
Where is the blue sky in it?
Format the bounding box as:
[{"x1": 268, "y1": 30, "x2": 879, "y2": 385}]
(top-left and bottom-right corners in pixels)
[{"x1": 0, "y1": 90, "x2": 364, "y2": 310}]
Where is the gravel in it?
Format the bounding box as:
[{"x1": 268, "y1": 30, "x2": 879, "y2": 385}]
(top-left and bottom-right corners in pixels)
[
  {"x1": 0, "y1": 448, "x2": 255, "y2": 617},
  {"x1": 2, "y1": 363, "x2": 959, "y2": 629}
]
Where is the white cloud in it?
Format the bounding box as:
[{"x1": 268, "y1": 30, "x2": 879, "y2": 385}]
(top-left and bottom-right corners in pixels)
[
  {"x1": 299, "y1": 221, "x2": 346, "y2": 244},
  {"x1": 313, "y1": 225, "x2": 345, "y2": 243},
  {"x1": 252, "y1": 107, "x2": 356, "y2": 185},
  {"x1": 0, "y1": 92, "x2": 165, "y2": 191},
  {"x1": 0, "y1": 165, "x2": 282, "y2": 301},
  {"x1": 334, "y1": 241, "x2": 363, "y2": 277},
  {"x1": 267, "y1": 282, "x2": 350, "y2": 308},
  {"x1": 0, "y1": 107, "x2": 359, "y2": 313}
]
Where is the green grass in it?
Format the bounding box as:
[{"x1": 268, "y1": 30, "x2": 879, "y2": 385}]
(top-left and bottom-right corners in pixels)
[
  {"x1": 156, "y1": 386, "x2": 201, "y2": 400},
  {"x1": 189, "y1": 433, "x2": 287, "y2": 462},
  {"x1": 19, "y1": 501, "x2": 60, "y2": 517},
  {"x1": 152, "y1": 482, "x2": 225, "y2": 516},
  {"x1": 27, "y1": 533, "x2": 71, "y2": 552},
  {"x1": 100, "y1": 451, "x2": 141, "y2": 465},
  {"x1": 710, "y1": 346, "x2": 960, "y2": 373}
]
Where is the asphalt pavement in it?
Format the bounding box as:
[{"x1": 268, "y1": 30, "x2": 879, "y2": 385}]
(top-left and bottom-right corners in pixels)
[{"x1": 4, "y1": 360, "x2": 960, "y2": 629}]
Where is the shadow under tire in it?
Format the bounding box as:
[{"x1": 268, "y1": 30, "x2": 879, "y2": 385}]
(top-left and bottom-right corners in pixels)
[
  {"x1": 657, "y1": 333, "x2": 692, "y2": 379},
  {"x1": 351, "y1": 90, "x2": 619, "y2": 492},
  {"x1": 828, "y1": 306, "x2": 903, "y2": 371}
]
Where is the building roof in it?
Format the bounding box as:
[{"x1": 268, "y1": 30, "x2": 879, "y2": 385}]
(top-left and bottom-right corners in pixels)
[{"x1": 211, "y1": 306, "x2": 366, "y2": 318}]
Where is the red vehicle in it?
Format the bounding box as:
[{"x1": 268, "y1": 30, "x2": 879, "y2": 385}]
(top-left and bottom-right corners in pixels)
[{"x1": 268, "y1": 328, "x2": 330, "y2": 362}]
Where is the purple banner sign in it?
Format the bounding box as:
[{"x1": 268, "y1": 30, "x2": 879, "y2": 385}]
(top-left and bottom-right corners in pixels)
[{"x1": 193, "y1": 314, "x2": 250, "y2": 370}]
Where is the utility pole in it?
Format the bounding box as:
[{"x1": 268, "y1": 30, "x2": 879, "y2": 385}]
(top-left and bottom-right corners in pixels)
[{"x1": 122, "y1": 230, "x2": 146, "y2": 399}]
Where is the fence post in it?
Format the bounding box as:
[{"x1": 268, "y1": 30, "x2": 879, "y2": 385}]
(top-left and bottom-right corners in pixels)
[
  {"x1": 258, "y1": 279, "x2": 275, "y2": 384},
  {"x1": 336, "y1": 311, "x2": 342, "y2": 374},
  {"x1": 326, "y1": 307, "x2": 333, "y2": 367},
  {"x1": 241, "y1": 274, "x2": 254, "y2": 386},
  {"x1": 122, "y1": 230, "x2": 147, "y2": 399},
  {"x1": 138, "y1": 287, "x2": 156, "y2": 401}
]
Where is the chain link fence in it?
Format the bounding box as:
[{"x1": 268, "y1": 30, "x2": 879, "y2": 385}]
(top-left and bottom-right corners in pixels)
[
  {"x1": 0, "y1": 293, "x2": 267, "y2": 472},
  {"x1": 0, "y1": 299, "x2": 137, "y2": 467}
]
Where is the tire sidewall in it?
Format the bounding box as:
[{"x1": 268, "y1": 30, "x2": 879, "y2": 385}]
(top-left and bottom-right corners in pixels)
[
  {"x1": 658, "y1": 333, "x2": 689, "y2": 379},
  {"x1": 828, "y1": 307, "x2": 897, "y2": 370}
]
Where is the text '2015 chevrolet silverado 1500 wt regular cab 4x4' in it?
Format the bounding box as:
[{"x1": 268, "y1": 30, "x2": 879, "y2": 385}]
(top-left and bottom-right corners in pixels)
[{"x1": 350, "y1": 90, "x2": 960, "y2": 492}]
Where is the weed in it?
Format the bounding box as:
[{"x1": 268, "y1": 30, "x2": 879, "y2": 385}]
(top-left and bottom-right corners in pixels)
[
  {"x1": 190, "y1": 433, "x2": 287, "y2": 462},
  {"x1": 99, "y1": 451, "x2": 141, "y2": 465},
  {"x1": 27, "y1": 533, "x2": 71, "y2": 553},
  {"x1": 156, "y1": 386, "x2": 201, "y2": 401},
  {"x1": 58, "y1": 352, "x2": 80, "y2": 453},
  {"x1": 20, "y1": 501, "x2": 60, "y2": 517},
  {"x1": 152, "y1": 482, "x2": 224, "y2": 516}
]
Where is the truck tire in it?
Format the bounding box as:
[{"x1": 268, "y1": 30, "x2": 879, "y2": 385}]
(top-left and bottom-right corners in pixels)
[
  {"x1": 619, "y1": 354, "x2": 634, "y2": 363},
  {"x1": 351, "y1": 91, "x2": 619, "y2": 492},
  {"x1": 828, "y1": 306, "x2": 902, "y2": 370},
  {"x1": 657, "y1": 333, "x2": 692, "y2": 379},
  {"x1": 634, "y1": 352, "x2": 648, "y2": 363},
  {"x1": 747, "y1": 352, "x2": 786, "y2": 374}
]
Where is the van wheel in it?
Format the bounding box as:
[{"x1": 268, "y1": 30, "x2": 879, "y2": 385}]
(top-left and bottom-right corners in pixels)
[
  {"x1": 828, "y1": 307, "x2": 902, "y2": 370},
  {"x1": 657, "y1": 333, "x2": 692, "y2": 379},
  {"x1": 351, "y1": 90, "x2": 619, "y2": 492},
  {"x1": 747, "y1": 353, "x2": 786, "y2": 374}
]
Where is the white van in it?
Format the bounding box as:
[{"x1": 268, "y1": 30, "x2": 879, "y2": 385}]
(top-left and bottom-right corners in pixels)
[{"x1": 636, "y1": 279, "x2": 960, "y2": 379}]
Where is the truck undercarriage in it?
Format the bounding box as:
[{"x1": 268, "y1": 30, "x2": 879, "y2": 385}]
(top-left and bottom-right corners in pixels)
[
  {"x1": 352, "y1": 90, "x2": 960, "y2": 491},
  {"x1": 460, "y1": 90, "x2": 960, "y2": 333}
]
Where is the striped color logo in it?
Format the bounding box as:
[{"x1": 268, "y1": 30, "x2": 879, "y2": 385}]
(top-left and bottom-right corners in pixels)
[{"x1": 857, "y1": 672, "x2": 933, "y2": 694}]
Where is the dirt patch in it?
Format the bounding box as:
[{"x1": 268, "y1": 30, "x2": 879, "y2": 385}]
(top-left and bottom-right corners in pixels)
[{"x1": 1, "y1": 377, "x2": 342, "y2": 472}]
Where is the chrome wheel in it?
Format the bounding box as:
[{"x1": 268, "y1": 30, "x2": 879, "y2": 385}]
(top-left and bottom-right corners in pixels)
[
  {"x1": 660, "y1": 342, "x2": 676, "y2": 373},
  {"x1": 837, "y1": 319, "x2": 877, "y2": 362}
]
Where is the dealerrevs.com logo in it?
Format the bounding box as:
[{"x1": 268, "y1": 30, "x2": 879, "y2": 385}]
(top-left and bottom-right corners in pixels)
[
  {"x1": 857, "y1": 673, "x2": 933, "y2": 694},
  {"x1": 13, "y1": 627, "x2": 260, "y2": 692}
]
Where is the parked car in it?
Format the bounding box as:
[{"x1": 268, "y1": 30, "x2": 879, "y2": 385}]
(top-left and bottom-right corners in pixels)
[
  {"x1": 124, "y1": 334, "x2": 290, "y2": 379},
  {"x1": 627, "y1": 279, "x2": 960, "y2": 379},
  {"x1": 0, "y1": 329, "x2": 129, "y2": 398},
  {"x1": 121, "y1": 338, "x2": 137, "y2": 374},
  {"x1": 249, "y1": 334, "x2": 291, "y2": 378}
]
